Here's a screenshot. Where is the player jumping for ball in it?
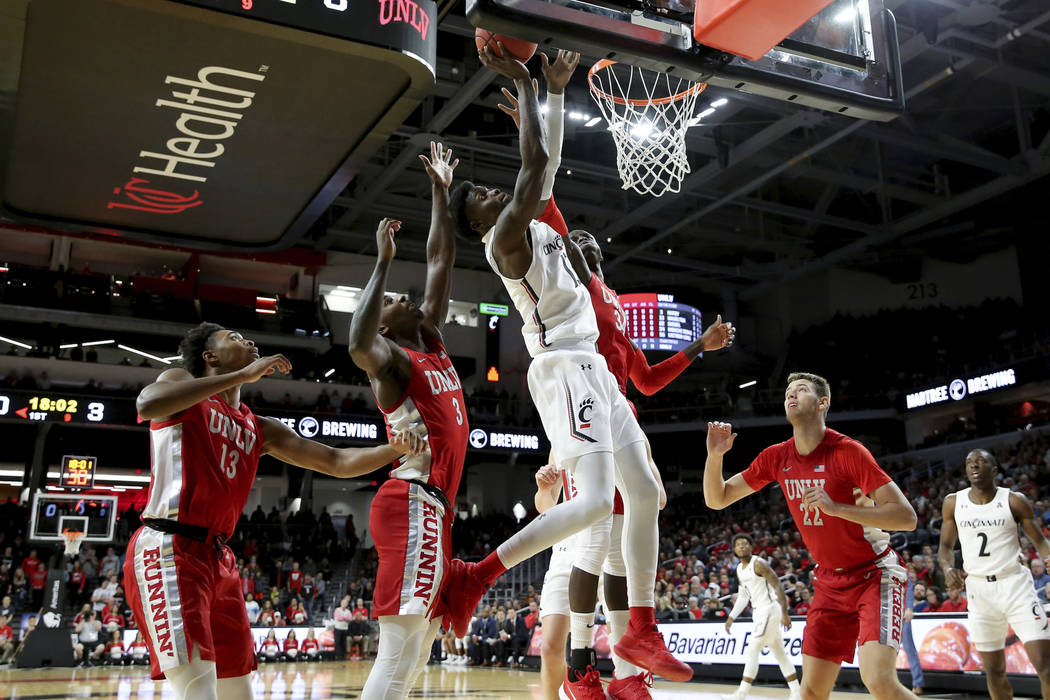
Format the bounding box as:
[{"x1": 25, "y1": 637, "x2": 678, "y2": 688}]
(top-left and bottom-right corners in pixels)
[
  {"x1": 442, "y1": 44, "x2": 691, "y2": 686},
  {"x1": 349, "y1": 142, "x2": 470, "y2": 700},
  {"x1": 704, "y1": 372, "x2": 920, "y2": 700},
  {"x1": 127, "y1": 327, "x2": 424, "y2": 700},
  {"x1": 937, "y1": 448, "x2": 1050, "y2": 699}
]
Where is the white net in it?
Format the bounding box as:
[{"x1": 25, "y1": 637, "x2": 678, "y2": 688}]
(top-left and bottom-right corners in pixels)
[
  {"x1": 62, "y1": 530, "x2": 84, "y2": 557},
  {"x1": 588, "y1": 60, "x2": 706, "y2": 197}
]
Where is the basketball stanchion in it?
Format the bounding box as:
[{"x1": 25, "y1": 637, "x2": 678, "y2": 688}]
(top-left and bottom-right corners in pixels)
[
  {"x1": 588, "y1": 60, "x2": 707, "y2": 197},
  {"x1": 12, "y1": 529, "x2": 84, "y2": 668}
]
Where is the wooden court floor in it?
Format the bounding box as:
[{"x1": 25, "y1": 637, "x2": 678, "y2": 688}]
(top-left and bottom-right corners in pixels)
[{"x1": 0, "y1": 660, "x2": 1009, "y2": 699}]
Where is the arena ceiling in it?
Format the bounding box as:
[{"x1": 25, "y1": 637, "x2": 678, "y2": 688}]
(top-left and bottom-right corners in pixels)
[{"x1": 311, "y1": 0, "x2": 1050, "y2": 297}]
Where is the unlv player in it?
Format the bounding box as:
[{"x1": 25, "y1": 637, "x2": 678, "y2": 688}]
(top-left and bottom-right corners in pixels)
[
  {"x1": 704, "y1": 373, "x2": 919, "y2": 700},
  {"x1": 938, "y1": 449, "x2": 1050, "y2": 699},
  {"x1": 127, "y1": 325, "x2": 423, "y2": 700},
  {"x1": 349, "y1": 142, "x2": 468, "y2": 700}
]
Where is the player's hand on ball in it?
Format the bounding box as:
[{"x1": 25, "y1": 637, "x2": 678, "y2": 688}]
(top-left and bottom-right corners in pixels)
[
  {"x1": 479, "y1": 42, "x2": 531, "y2": 81},
  {"x1": 239, "y1": 354, "x2": 292, "y2": 383},
  {"x1": 801, "y1": 486, "x2": 837, "y2": 516},
  {"x1": 376, "y1": 217, "x2": 401, "y2": 262},
  {"x1": 540, "y1": 50, "x2": 580, "y2": 93},
  {"x1": 419, "y1": 141, "x2": 459, "y2": 189},
  {"x1": 535, "y1": 464, "x2": 560, "y2": 490},
  {"x1": 706, "y1": 422, "x2": 737, "y2": 455},
  {"x1": 701, "y1": 314, "x2": 735, "y2": 351},
  {"x1": 390, "y1": 431, "x2": 427, "y2": 456}
]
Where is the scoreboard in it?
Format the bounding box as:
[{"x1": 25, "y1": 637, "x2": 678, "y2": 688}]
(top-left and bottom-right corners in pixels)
[{"x1": 619, "y1": 293, "x2": 702, "y2": 352}]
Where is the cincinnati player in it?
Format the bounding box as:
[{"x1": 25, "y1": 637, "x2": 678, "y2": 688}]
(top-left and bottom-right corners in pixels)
[
  {"x1": 937, "y1": 449, "x2": 1050, "y2": 699},
  {"x1": 349, "y1": 142, "x2": 468, "y2": 700},
  {"x1": 444, "y1": 47, "x2": 689, "y2": 687},
  {"x1": 704, "y1": 373, "x2": 920, "y2": 700},
  {"x1": 724, "y1": 534, "x2": 800, "y2": 700},
  {"x1": 128, "y1": 325, "x2": 423, "y2": 700}
]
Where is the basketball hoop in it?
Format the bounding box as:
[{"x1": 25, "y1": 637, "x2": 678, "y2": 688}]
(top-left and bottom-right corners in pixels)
[
  {"x1": 62, "y1": 529, "x2": 85, "y2": 557},
  {"x1": 588, "y1": 60, "x2": 707, "y2": 197}
]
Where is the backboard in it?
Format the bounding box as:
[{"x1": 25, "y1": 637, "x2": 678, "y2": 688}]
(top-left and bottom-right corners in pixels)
[
  {"x1": 28, "y1": 493, "x2": 119, "y2": 543},
  {"x1": 466, "y1": 0, "x2": 903, "y2": 120}
]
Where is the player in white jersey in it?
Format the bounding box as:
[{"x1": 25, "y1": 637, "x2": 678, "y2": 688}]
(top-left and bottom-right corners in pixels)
[
  {"x1": 723, "y1": 534, "x2": 800, "y2": 700},
  {"x1": 441, "y1": 46, "x2": 689, "y2": 690},
  {"x1": 938, "y1": 449, "x2": 1050, "y2": 699}
]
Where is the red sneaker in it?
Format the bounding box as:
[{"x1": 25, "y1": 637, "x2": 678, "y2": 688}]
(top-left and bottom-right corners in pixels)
[
  {"x1": 558, "y1": 665, "x2": 605, "y2": 700},
  {"x1": 613, "y1": 624, "x2": 693, "y2": 682},
  {"x1": 440, "y1": 558, "x2": 488, "y2": 638},
  {"x1": 606, "y1": 671, "x2": 654, "y2": 700}
]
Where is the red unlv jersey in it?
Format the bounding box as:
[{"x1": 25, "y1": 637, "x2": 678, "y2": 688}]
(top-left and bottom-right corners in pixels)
[
  {"x1": 741, "y1": 429, "x2": 893, "y2": 571},
  {"x1": 379, "y1": 334, "x2": 468, "y2": 500},
  {"x1": 144, "y1": 397, "x2": 262, "y2": 537},
  {"x1": 586, "y1": 276, "x2": 632, "y2": 395}
]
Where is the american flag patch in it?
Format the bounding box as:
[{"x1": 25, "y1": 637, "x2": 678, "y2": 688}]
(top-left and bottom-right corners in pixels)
[{"x1": 815, "y1": 464, "x2": 825, "y2": 472}]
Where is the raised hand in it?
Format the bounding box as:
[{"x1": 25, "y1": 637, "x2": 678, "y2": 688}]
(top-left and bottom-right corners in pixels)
[
  {"x1": 478, "y1": 42, "x2": 532, "y2": 82},
  {"x1": 706, "y1": 421, "x2": 737, "y2": 456},
  {"x1": 540, "y1": 50, "x2": 581, "y2": 94},
  {"x1": 701, "y1": 314, "x2": 736, "y2": 351},
  {"x1": 239, "y1": 354, "x2": 292, "y2": 383},
  {"x1": 496, "y1": 82, "x2": 538, "y2": 129},
  {"x1": 375, "y1": 217, "x2": 401, "y2": 262},
  {"x1": 419, "y1": 141, "x2": 459, "y2": 189}
]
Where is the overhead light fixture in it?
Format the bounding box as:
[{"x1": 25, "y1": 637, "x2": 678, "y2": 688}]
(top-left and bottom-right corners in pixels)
[
  {"x1": 117, "y1": 344, "x2": 172, "y2": 364},
  {"x1": 833, "y1": 7, "x2": 855, "y2": 23},
  {"x1": 59, "y1": 343, "x2": 79, "y2": 349},
  {"x1": 739, "y1": 380, "x2": 757, "y2": 389},
  {"x1": 324, "y1": 368, "x2": 336, "y2": 378},
  {"x1": 81, "y1": 339, "x2": 115, "y2": 346},
  {"x1": 163, "y1": 356, "x2": 181, "y2": 362},
  {"x1": 568, "y1": 111, "x2": 585, "y2": 121},
  {"x1": 711, "y1": 98, "x2": 728, "y2": 107},
  {"x1": 631, "y1": 120, "x2": 654, "y2": 139},
  {"x1": 0, "y1": 335, "x2": 31, "y2": 349},
  {"x1": 699, "y1": 108, "x2": 716, "y2": 118},
  {"x1": 256, "y1": 296, "x2": 278, "y2": 303},
  {"x1": 256, "y1": 308, "x2": 277, "y2": 315},
  {"x1": 0, "y1": 266, "x2": 8, "y2": 273},
  {"x1": 584, "y1": 117, "x2": 602, "y2": 127}
]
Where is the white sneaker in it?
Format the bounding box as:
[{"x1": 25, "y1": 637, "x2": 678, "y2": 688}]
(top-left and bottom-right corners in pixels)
[{"x1": 722, "y1": 691, "x2": 746, "y2": 700}]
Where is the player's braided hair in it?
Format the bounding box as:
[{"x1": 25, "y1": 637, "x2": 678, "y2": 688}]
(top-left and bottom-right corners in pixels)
[
  {"x1": 177, "y1": 322, "x2": 225, "y2": 377},
  {"x1": 449, "y1": 180, "x2": 481, "y2": 242}
]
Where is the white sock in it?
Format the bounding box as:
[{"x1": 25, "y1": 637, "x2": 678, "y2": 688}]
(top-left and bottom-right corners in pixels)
[
  {"x1": 788, "y1": 678, "x2": 801, "y2": 692},
  {"x1": 570, "y1": 611, "x2": 595, "y2": 650},
  {"x1": 737, "y1": 679, "x2": 752, "y2": 696},
  {"x1": 606, "y1": 609, "x2": 641, "y2": 678}
]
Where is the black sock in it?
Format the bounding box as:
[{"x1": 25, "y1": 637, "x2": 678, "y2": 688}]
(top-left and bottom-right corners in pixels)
[{"x1": 568, "y1": 647, "x2": 597, "y2": 677}]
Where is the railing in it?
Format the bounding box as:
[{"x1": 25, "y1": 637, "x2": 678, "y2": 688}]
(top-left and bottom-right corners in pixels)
[{"x1": 480, "y1": 549, "x2": 551, "y2": 609}]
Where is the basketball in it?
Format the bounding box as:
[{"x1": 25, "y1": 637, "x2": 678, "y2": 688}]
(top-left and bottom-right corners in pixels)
[{"x1": 474, "y1": 28, "x2": 537, "y2": 62}]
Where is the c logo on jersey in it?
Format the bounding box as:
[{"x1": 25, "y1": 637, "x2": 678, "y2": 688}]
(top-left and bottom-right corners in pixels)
[
  {"x1": 469, "y1": 429, "x2": 488, "y2": 449},
  {"x1": 578, "y1": 398, "x2": 594, "y2": 427},
  {"x1": 298, "y1": 416, "x2": 319, "y2": 438}
]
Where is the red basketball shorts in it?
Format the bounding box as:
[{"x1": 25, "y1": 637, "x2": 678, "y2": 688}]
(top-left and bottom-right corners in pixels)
[
  {"x1": 123, "y1": 526, "x2": 255, "y2": 680},
  {"x1": 370, "y1": 479, "x2": 451, "y2": 620},
  {"x1": 803, "y1": 548, "x2": 907, "y2": 664}
]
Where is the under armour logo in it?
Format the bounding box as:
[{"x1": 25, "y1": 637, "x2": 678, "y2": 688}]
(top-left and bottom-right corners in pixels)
[{"x1": 580, "y1": 363, "x2": 592, "y2": 370}]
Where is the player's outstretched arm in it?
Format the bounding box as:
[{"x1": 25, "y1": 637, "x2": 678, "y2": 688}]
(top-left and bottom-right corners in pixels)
[
  {"x1": 419, "y1": 142, "x2": 459, "y2": 334},
  {"x1": 348, "y1": 218, "x2": 403, "y2": 381},
  {"x1": 803, "y1": 480, "x2": 917, "y2": 531},
  {"x1": 1012, "y1": 491, "x2": 1050, "y2": 563},
  {"x1": 628, "y1": 316, "x2": 735, "y2": 396},
  {"x1": 258, "y1": 416, "x2": 426, "y2": 478},
  {"x1": 136, "y1": 354, "x2": 292, "y2": 421},
  {"x1": 479, "y1": 44, "x2": 548, "y2": 278},
  {"x1": 703, "y1": 421, "x2": 755, "y2": 509},
  {"x1": 937, "y1": 493, "x2": 964, "y2": 589}
]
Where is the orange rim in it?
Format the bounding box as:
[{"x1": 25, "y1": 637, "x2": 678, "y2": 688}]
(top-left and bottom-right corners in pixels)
[{"x1": 588, "y1": 59, "x2": 707, "y2": 107}]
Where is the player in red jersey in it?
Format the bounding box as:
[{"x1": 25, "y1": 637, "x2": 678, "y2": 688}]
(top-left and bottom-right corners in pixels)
[
  {"x1": 126, "y1": 326, "x2": 424, "y2": 700},
  {"x1": 348, "y1": 142, "x2": 469, "y2": 700},
  {"x1": 703, "y1": 372, "x2": 919, "y2": 700}
]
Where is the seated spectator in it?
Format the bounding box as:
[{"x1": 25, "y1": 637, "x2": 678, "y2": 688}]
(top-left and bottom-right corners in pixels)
[
  {"x1": 504, "y1": 607, "x2": 530, "y2": 668},
  {"x1": 129, "y1": 632, "x2": 150, "y2": 665},
  {"x1": 104, "y1": 630, "x2": 125, "y2": 665},
  {"x1": 1032, "y1": 559, "x2": 1050, "y2": 604},
  {"x1": 688, "y1": 596, "x2": 703, "y2": 619},
  {"x1": 73, "y1": 603, "x2": 92, "y2": 625},
  {"x1": 348, "y1": 611, "x2": 373, "y2": 659},
  {"x1": 102, "y1": 607, "x2": 125, "y2": 634},
  {"x1": 938, "y1": 587, "x2": 967, "y2": 613},
  {"x1": 74, "y1": 610, "x2": 105, "y2": 667},
  {"x1": 468, "y1": 607, "x2": 497, "y2": 666},
  {"x1": 288, "y1": 599, "x2": 309, "y2": 626},
  {"x1": 283, "y1": 629, "x2": 299, "y2": 661},
  {"x1": 793, "y1": 588, "x2": 812, "y2": 616},
  {"x1": 258, "y1": 630, "x2": 281, "y2": 662},
  {"x1": 0, "y1": 614, "x2": 14, "y2": 664},
  {"x1": 702, "y1": 597, "x2": 728, "y2": 621},
  {"x1": 0, "y1": 595, "x2": 14, "y2": 620},
  {"x1": 922, "y1": 588, "x2": 942, "y2": 613},
  {"x1": 301, "y1": 628, "x2": 321, "y2": 660},
  {"x1": 258, "y1": 600, "x2": 275, "y2": 626},
  {"x1": 99, "y1": 547, "x2": 120, "y2": 580},
  {"x1": 352, "y1": 598, "x2": 369, "y2": 619},
  {"x1": 524, "y1": 601, "x2": 539, "y2": 630},
  {"x1": 245, "y1": 594, "x2": 260, "y2": 624},
  {"x1": 272, "y1": 611, "x2": 286, "y2": 627}
]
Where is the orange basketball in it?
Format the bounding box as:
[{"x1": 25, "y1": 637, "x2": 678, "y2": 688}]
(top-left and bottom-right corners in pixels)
[{"x1": 474, "y1": 28, "x2": 537, "y2": 62}]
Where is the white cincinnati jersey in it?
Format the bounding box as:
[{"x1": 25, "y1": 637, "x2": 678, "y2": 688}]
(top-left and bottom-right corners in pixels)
[
  {"x1": 954, "y1": 487, "x2": 1023, "y2": 577},
  {"x1": 736, "y1": 557, "x2": 778, "y2": 610},
  {"x1": 484, "y1": 219, "x2": 598, "y2": 358}
]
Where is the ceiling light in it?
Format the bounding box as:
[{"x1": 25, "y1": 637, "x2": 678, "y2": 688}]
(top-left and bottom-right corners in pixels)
[
  {"x1": 118, "y1": 344, "x2": 172, "y2": 364},
  {"x1": 606, "y1": 237, "x2": 612, "y2": 243},
  {"x1": 568, "y1": 111, "x2": 585, "y2": 121},
  {"x1": 81, "y1": 339, "x2": 115, "y2": 346},
  {"x1": 0, "y1": 335, "x2": 31, "y2": 349},
  {"x1": 833, "y1": 7, "x2": 855, "y2": 23},
  {"x1": 631, "y1": 121, "x2": 654, "y2": 139},
  {"x1": 163, "y1": 356, "x2": 181, "y2": 362},
  {"x1": 711, "y1": 98, "x2": 728, "y2": 107},
  {"x1": 739, "y1": 380, "x2": 757, "y2": 389},
  {"x1": 59, "y1": 343, "x2": 79, "y2": 349},
  {"x1": 256, "y1": 308, "x2": 277, "y2": 315},
  {"x1": 666, "y1": 248, "x2": 672, "y2": 254},
  {"x1": 324, "y1": 368, "x2": 336, "y2": 378},
  {"x1": 584, "y1": 117, "x2": 602, "y2": 127}
]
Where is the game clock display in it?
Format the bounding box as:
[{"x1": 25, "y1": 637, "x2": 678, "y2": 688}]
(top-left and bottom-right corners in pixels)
[
  {"x1": 0, "y1": 390, "x2": 136, "y2": 426},
  {"x1": 60, "y1": 455, "x2": 98, "y2": 490},
  {"x1": 619, "y1": 293, "x2": 703, "y2": 352}
]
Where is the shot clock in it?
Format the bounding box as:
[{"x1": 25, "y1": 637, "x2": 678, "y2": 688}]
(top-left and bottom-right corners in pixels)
[{"x1": 60, "y1": 455, "x2": 98, "y2": 490}]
